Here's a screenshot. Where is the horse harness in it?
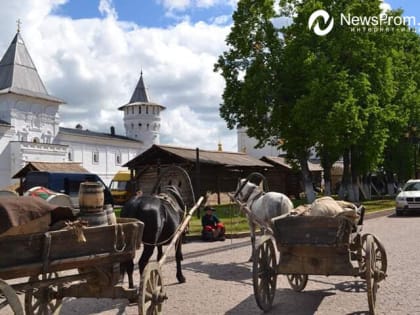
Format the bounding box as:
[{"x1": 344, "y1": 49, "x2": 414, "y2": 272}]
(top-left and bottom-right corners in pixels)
[
  {"x1": 157, "y1": 192, "x2": 185, "y2": 218},
  {"x1": 246, "y1": 189, "x2": 265, "y2": 209}
]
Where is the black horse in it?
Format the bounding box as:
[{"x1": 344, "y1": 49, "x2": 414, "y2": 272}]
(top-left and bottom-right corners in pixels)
[{"x1": 120, "y1": 185, "x2": 187, "y2": 288}]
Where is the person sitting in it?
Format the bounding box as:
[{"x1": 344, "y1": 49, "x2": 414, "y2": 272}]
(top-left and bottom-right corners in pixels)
[{"x1": 201, "y1": 206, "x2": 225, "y2": 241}]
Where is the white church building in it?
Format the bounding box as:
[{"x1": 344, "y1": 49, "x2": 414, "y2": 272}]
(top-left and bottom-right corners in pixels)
[{"x1": 0, "y1": 30, "x2": 164, "y2": 188}]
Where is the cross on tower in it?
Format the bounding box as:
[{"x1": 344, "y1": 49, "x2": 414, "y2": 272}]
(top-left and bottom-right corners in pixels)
[{"x1": 16, "y1": 19, "x2": 22, "y2": 33}]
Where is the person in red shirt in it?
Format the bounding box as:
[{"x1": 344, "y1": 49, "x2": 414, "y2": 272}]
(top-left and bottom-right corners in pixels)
[{"x1": 201, "y1": 206, "x2": 225, "y2": 241}]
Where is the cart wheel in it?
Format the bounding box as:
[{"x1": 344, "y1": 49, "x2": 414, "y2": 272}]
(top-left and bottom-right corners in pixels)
[
  {"x1": 372, "y1": 236, "x2": 387, "y2": 282},
  {"x1": 252, "y1": 238, "x2": 277, "y2": 312},
  {"x1": 138, "y1": 262, "x2": 167, "y2": 315},
  {"x1": 25, "y1": 272, "x2": 63, "y2": 315},
  {"x1": 365, "y1": 234, "x2": 378, "y2": 315},
  {"x1": 359, "y1": 234, "x2": 387, "y2": 282},
  {"x1": 286, "y1": 274, "x2": 308, "y2": 292},
  {"x1": 0, "y1": 279, "x2": 24, "y2": 315}
]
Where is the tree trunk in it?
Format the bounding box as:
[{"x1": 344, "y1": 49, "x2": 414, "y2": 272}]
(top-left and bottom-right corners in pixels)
[
  {"x1": 322, "y1": 162, "x2": 332, "y2": 196},
  {"x1": 339, "y1": 148, "x2": 351, "y2": 200},
  {"x1": 300, "y1": 157, "x2": 316, "y2": 203},
  {"x1": 386, "y1": 171, "x2": 396, "y2": 196},
  {"x1": 349, "y1": 147, "x2": 361, "y2": 202}
]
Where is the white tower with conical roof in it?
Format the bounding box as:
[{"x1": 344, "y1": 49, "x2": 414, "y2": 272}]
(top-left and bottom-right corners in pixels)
[{"x1": 118, "y1": 72, "x2": 165, "y2": 146}]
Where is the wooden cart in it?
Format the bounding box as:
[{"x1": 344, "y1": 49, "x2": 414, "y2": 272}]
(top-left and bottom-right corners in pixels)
[
  {"x1": 0, "y1": 218, "x2": 144, "y2": 315},
  {"x1": 0, "y1": 194, "x2": 204, "y2": 315},
  {"x1": 252, "y1": 207, "x2": 387, "y2": 315}
]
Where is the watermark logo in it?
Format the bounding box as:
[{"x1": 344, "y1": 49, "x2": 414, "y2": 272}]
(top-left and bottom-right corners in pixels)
[
  {"x1": 309, "y1": 9, "x2": 419, "y2": 36},
  {"x1": 308, "y1": 9, "x2": 335, "y2": 36}
]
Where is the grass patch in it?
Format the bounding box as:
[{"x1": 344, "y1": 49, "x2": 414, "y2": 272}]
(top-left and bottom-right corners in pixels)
[
  {"x1": 114, "y1": 198, "x2": 395, "y2": 236},
  {"x1": 362, "y1": 198, "x2": 395, "y2": 212}
]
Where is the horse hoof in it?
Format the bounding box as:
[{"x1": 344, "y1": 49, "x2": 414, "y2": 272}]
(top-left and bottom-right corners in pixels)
[{"x1": 177, "y1": 276, "x2": 186, "y2": 283}]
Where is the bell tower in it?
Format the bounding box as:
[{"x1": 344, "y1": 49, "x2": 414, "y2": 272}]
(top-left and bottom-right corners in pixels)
[{"x1": 118, "y1": 72, "x2": 165, "y2": 146}]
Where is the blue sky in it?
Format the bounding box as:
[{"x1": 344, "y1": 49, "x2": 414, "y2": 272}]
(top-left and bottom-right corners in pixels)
[
  {"x1": 54, "y1": 0, "x2": 419, "y2": 27},
  {"x1": 54, "y1": 0, "x2": 235, "y2": 28},
  {"x1": 387, "y1": 0, "x2": 419, "y2": 17}
]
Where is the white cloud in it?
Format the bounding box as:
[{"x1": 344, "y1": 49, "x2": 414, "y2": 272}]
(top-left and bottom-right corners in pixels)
[
  {"x1": 380, "y1": 1, "x2": 392, "y2": 12},
  {"x1": 0, "y1": 0, "x2": 237, "y2": 151}
]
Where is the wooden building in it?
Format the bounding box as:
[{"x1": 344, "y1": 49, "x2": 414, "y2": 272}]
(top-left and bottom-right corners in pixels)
[
  {"x1": 124, "y1": 144, "x2": 273, "y2": 206},
  {"x1": 261, "y1": 156, "x2": 323, "y2": 198}
]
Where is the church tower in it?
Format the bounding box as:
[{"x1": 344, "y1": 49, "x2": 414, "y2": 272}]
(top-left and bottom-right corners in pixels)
[{"x1": 118, "y1": 72, "x2": 165, "y2": 146}]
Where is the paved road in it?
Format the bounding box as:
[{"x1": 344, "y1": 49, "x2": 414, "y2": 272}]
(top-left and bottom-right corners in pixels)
[{"x1": 3, "y1": 211, "x2": 420, "y2": 314}]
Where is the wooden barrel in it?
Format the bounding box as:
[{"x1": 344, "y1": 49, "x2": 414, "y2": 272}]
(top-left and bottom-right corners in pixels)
[
  {"x1": 78, "y1": 182, "x2": 104, "y2": 213},
  {"x1": 46, "y1": 193, "x2": 74, "y2": 208},
  {"x1": 78, "y1": 211, "x2": 108, "y2": 227},
  {"x1": 104, "y1": 204, "x2": 117, "y2": 225}
]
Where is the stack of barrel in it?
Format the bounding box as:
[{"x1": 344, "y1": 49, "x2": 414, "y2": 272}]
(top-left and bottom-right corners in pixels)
[{"x1": 78, "y1": 182, "x2": 116, "y2": 226}]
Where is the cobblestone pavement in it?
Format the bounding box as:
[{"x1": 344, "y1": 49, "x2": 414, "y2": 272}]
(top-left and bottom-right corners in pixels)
[{"x1": 3, "y1": 211, "x2": 420, "y2": 314}]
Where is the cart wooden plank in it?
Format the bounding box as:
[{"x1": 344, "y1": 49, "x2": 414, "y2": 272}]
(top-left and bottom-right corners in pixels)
[
  {"x1": 272, "y1": 215, "x2": 353, "y2": 246},
  {"x1": 0, "y1": 218, "x2": 143, "y2": 280}
]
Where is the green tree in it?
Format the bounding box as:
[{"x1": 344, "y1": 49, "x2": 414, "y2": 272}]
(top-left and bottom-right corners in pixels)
[{"x1": 216, "y1": 0, "x2": 420, "y2": 202}]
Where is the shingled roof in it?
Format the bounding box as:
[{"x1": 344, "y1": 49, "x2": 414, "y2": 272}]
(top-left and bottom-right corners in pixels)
[
  {"x1": 125, "y1": 144, "x2": 273, "y2": 168},
  {"x1": 0, "y1": 31, "x2": 63, "y2": 103},
  {"x1": 12, "y1": 162, "x2": 89, "y2": 179},
  {"x1": 261, "y1": 156, "x2": 323, "y2": 172},
  {"x1": 59, "y1": 127, "x2": 143, "y2": 143},
  {"x1": 118, "y1": 72, "x2": 165, "y2": 110}
]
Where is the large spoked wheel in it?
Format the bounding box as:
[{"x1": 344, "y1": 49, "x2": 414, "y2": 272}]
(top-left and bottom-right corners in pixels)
[
  {"x1": 139, "y1": 262, "x2": 167, "y2": 315},
  {"x1": 25, "y1": 272, "x2": 63, "y2": 315},
  {"x1": 287, "y1": 274, "x2": 308, "y2": 292},
  {"x1": 359, "y1": 234, "x2": 387, "y2": 282},
  {"x1": 364, "y1": 235, "x2": 378, "y2": 315},
  {"x1": 0, "y1": 279, "x2": 24, "y2": 315},
  {"x1": 252, "y1": 238, "x2": 277, "y2": 312}
]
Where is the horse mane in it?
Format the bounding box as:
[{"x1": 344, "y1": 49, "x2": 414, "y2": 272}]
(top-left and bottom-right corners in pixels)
[{"x1": 160, "y1": 185, "x2": 186, "y2": 211}]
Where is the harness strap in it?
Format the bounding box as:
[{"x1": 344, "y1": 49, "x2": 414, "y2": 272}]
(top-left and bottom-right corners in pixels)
[
  {"x1": 142, "y1": 193, "x2": 187, "y2": 247},
  {"x1": 248, "y1": 190, "x2": 264, "y2": 209}
]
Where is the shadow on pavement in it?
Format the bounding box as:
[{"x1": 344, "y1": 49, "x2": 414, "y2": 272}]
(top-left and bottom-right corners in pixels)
[
  {"x1": 182, "y1": 260, "x2": 252, "y2": 284},
  {"x1": 225, "y1": 288, "x2": 335, "y2": 315}
]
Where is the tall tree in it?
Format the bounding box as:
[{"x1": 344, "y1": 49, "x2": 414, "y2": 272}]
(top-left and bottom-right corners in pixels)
[{"x1": 216, "y1": 0, "x2": 420, "y2": 202}]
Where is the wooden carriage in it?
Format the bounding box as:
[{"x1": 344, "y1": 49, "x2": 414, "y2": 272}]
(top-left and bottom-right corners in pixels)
[
  {"x1": 252, "y1": 207, "x2": 387, "y2": 315},
  {"x1": 0, "y1": 218, "x2": 144, "y2": 314}
]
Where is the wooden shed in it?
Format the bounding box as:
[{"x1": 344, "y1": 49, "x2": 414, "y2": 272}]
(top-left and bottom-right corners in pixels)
[
  {"x1": 260, "y1": 156, "x2": 302, "y2": 197},
  {"x1": 124, "y1": 144, "x2": 273, "y2": 206},
  {"x1": 261, "y1": 156, "x2": 324, "y2": 198}
]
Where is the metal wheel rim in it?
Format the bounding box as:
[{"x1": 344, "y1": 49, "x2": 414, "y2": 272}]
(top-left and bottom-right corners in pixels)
[
  {"x1": 252, "y1": 238, "x2": 277, "y2": 312},
  {"x1": 25, "y1": 272, "x2": 63, "y2": 315},
  {"x1": 287, "y1": 274, "x2": 308, "y2": 292},
  {"x1": 365, "y1": 235, "x2": 378, "y2": 315},
  {"x1": 139, "y1": 262, "x2": 165, "y2": 315}
]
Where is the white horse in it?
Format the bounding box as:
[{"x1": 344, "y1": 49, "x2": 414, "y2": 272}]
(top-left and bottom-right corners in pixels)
[{"x1": 234, "y1": 178, "x2": 293, "y2": 259}]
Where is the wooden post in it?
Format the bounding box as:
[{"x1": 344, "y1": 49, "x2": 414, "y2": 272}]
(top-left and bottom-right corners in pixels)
[
  {"x1": 195, "y1": 148, "x2": 201, "y2": 218},
  {"x1": 158, "y1": 196, "x2": 204, "y2": 267}
]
